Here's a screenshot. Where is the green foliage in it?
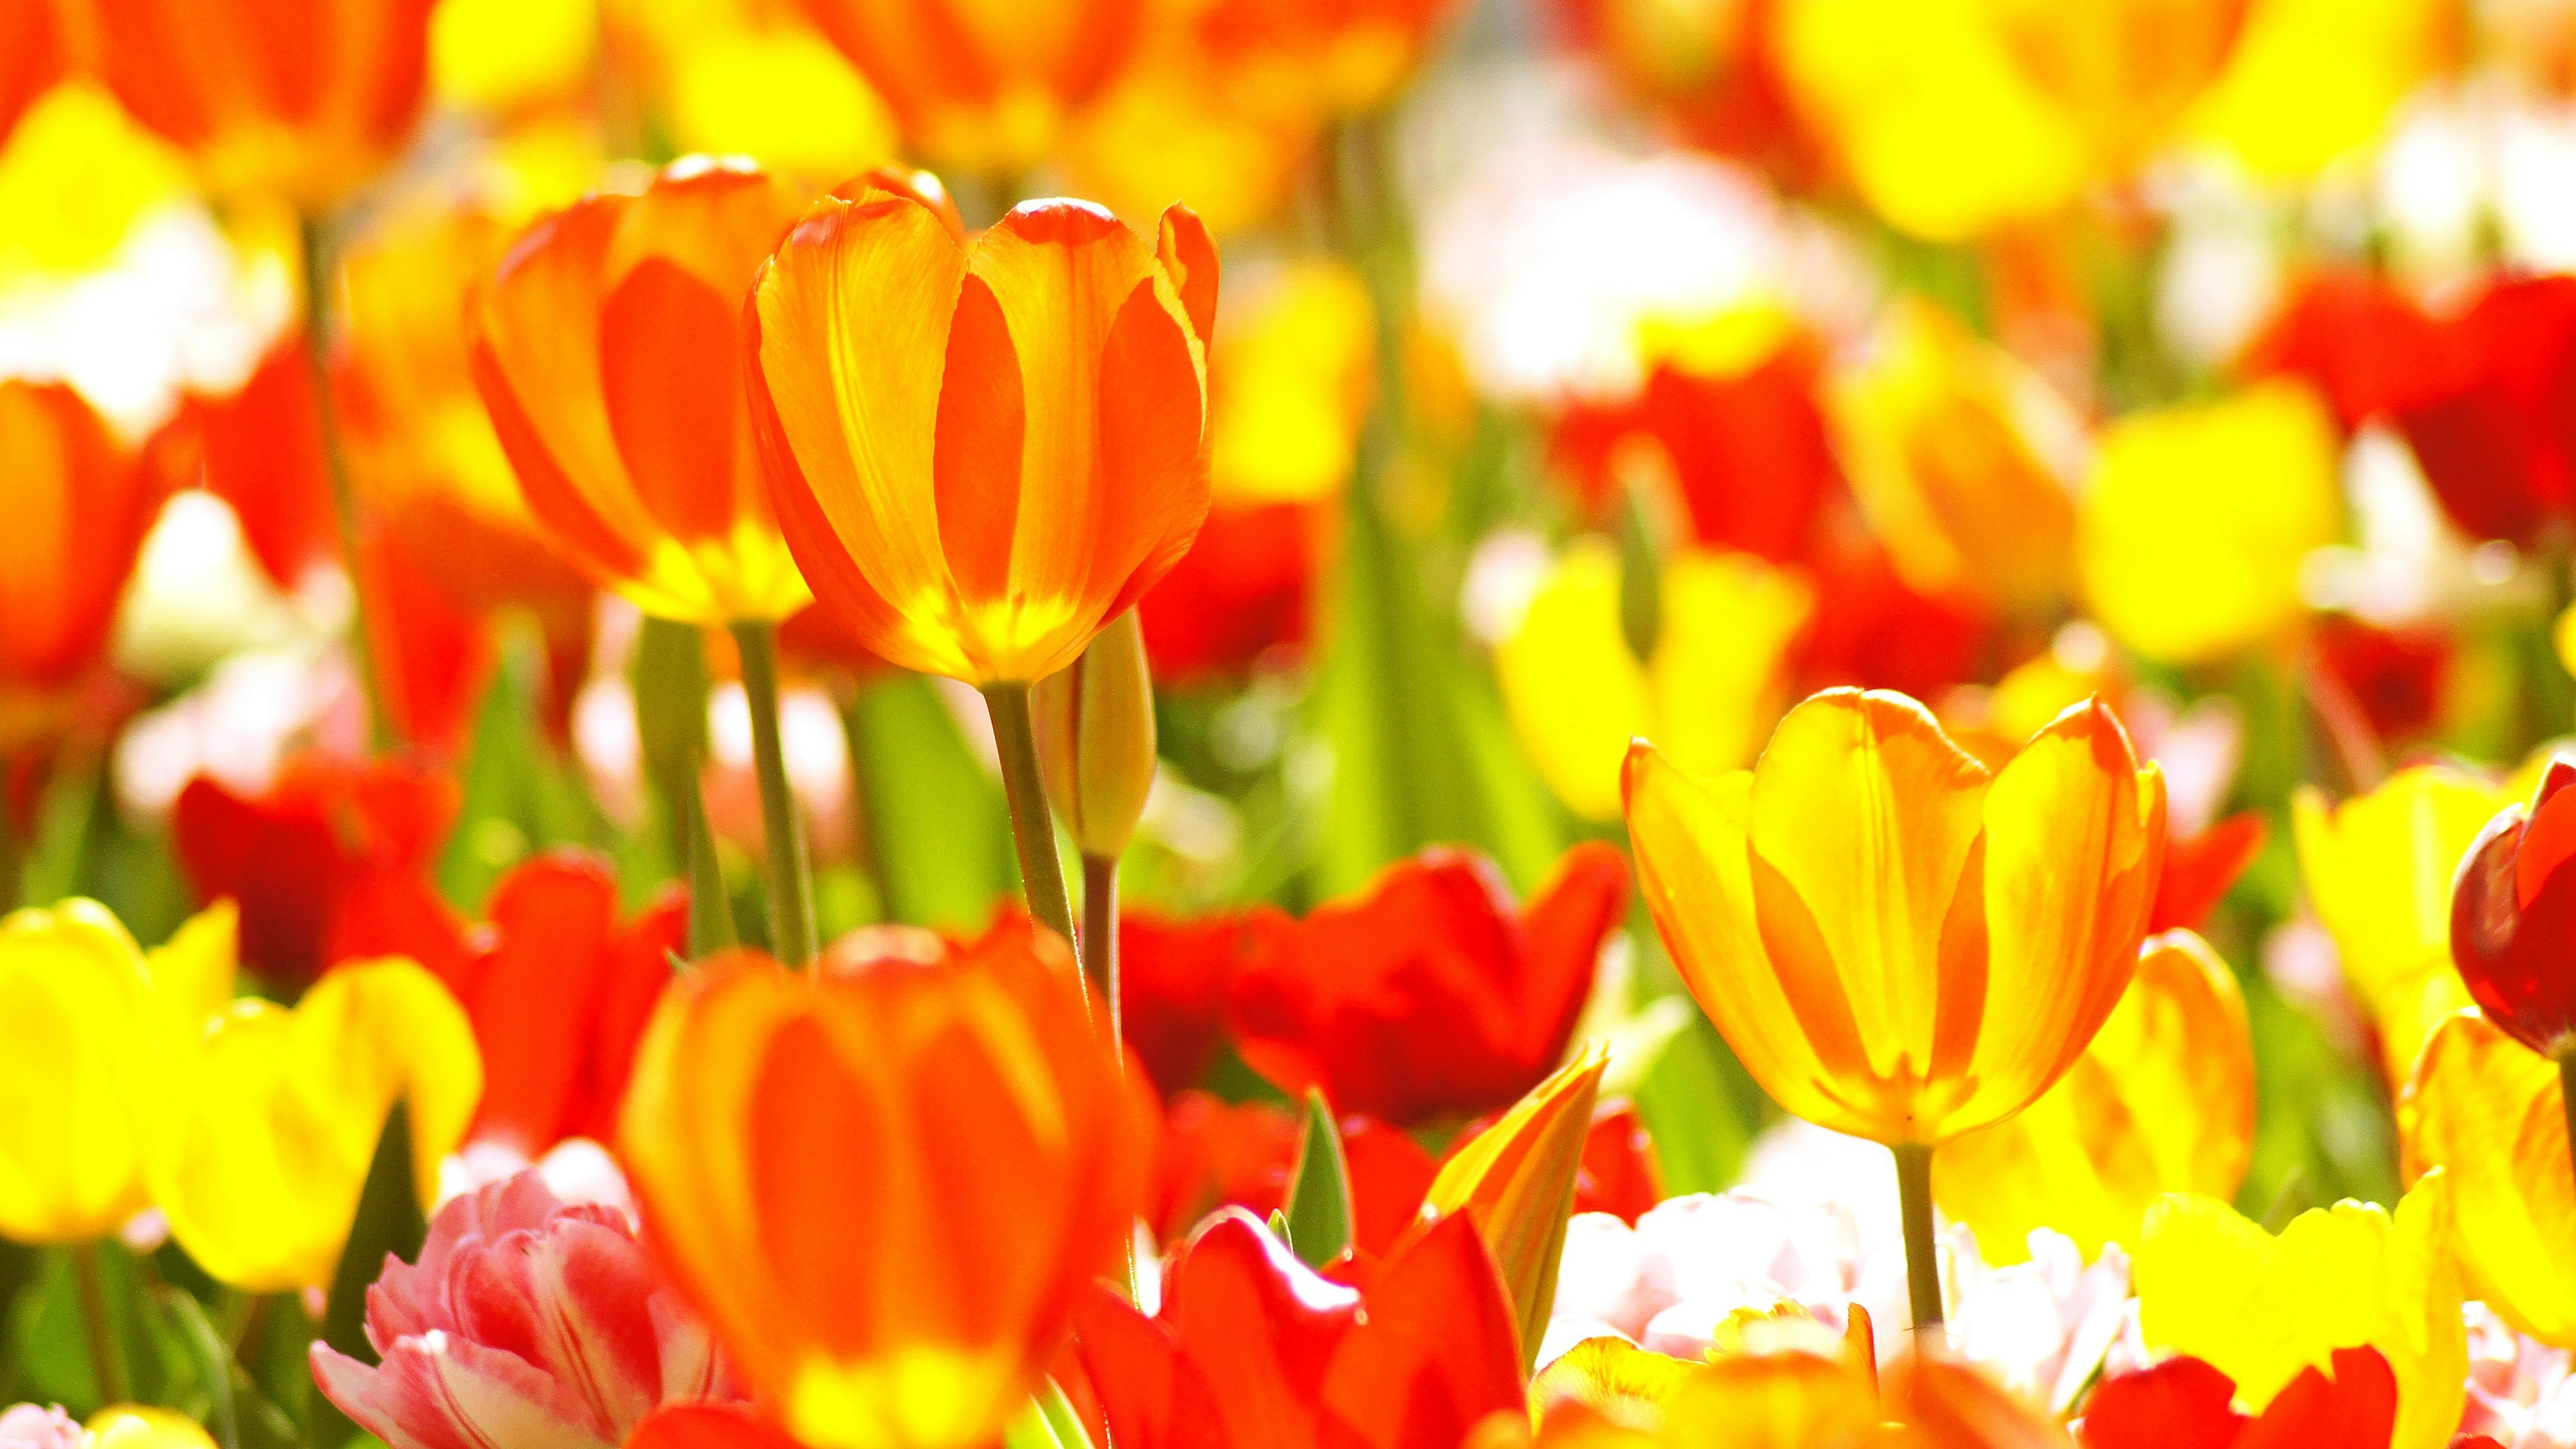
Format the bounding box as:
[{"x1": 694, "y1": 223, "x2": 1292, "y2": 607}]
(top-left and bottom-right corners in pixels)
[
  {"x1": 1281, "y1": 1090, "x2": 1355, "y2": 1269},
  {"x1": 845, "y1": 675, "x2": 1018, "y2": 930}
]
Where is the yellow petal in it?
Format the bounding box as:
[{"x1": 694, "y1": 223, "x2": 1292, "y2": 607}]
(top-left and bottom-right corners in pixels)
[
  {"x1": 145, "y1": 900, "x2": 239, "y2": 1038},
  {"x1": 1659, "y1": 1350, "x2": 1879, "y2": 1449},
  {"x1": 2137, "y1": 1175, "x2": 2464, "y2": 1449},
  {"x1": 1531, "y1": 1337, "x2": 1704, "y2": 1429},
  {"x1": 1205, "y1": 261, "x2": 1376, "y2": 507},
  {"x1": 1421, "y1": 1048, "x2": 1608, "y2": 1361},
  {"x1": 2402, "y1": 1010, "x2": 2576, "y2": 1347},
  {"x1": 2182, "y1": 0, "x2": 2451, "y2": 179},
  {"x1": 1649, "y1": 550, "x2": 1812, "y2": 785},
  {"x1": 2078, "y1": 381, "x2": 2341, "y2": 666},
  {"x1": 148, "y1": 959, "x2": 482, "y2": 1290},
  {"x1": 663, "y1": 23, "x2": 897, "y2": 182},
  {"x1": 1501, "y1": 541, "x2": 1655, "y2": 822},
  {"x1": 89, "y1": 1407, "x2": 217, "y2": 1449},
  {"x1": 1939, "y1": 929, "x2": 2253, "y2": 1260},
  {"x1": 0, "y1": 900, "x2": 153, "y2": 1243}
]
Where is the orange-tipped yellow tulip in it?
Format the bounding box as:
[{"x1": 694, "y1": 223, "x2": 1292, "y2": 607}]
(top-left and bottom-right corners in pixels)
[
  {"x1": 2135, "y1": 1176, "x2": 2464, "y2": 1449},
  {"x1": 471, "y1": 156, "x2": 815, "y2": 626},
  {"x1": 1623, "y1": 688, "x2": 2166, "y2": 1146},
  {"x1": 619, "y1": 920, "x2": 1157, "y2": 1449},
  {"x1": 2402, "y1": 1009, "x2": 2576, "y2": 1348},
  {"x1": 2294, "y1": 766, "x2": 2512, "y2": 1084},
  {"x1": 746, "y1": 176, "x2": 1216, "y2": 685},
  {"x1": 84, "y1": 0, "x2": 435, "y2": 209},
  {"x1": 0, "y1": 902, "x2": 157, "y2": 1244},
  {"x1": 1937, "y1": 929, "x2": 2255, "y2": 1261},
  {"x1": 146, "y1": 958, "x2": 481, "y2": 1291},
  {"x1": 793, "y1": 0, "x2": 1143, "y2": 176}
]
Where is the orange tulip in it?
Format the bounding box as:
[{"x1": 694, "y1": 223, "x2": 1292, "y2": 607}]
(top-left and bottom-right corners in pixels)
[
  {"x1": 0, "y1": 0, "x2": 64, "y2": 146},
  {"x1": 83, "y1": 0, "x2": 435, "y2": 209},
  {"x1": 1621, "y1": 688, "x2": 2166, "y2": 1147},
  {"x1": 746, "y1": 173, "x2": 1216, "y2": 684},
  {"x1": 0, "y1": 382, "x2": 172, "y2": 710},
  {"x1": 792, "y1": 0, "x2": 1144, "y2": 176},
  {"x1": 472, "y1": 157, "x2": 814, "y2": 627},
  {"x1": 619, "y1": 918, "x2": 1156, "y2": 1449},
  {"x1": 1193, "y1": 0, "x2": 1466, "y2": 123},
  {"x1": 338, "y1": 201, "x2": 590, "y2": 628}
]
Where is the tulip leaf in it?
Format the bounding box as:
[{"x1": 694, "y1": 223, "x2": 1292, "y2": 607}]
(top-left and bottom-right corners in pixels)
[
  {"x1": 1634, "y1": 1013, "x2": 1764, "y2": 1196},
  {"x1": 844, "y1": 676, "x2": 1018, "y2": 930},
  {"x1": 442, "y1": 632, "x2": 629, "y2": 912},
  {"x1": 320, "y1": 1102, "x2": 426, "y2": 1368},
  {"x1": 160, "y1": 1288, "x2": 239, "y2": 1449},
  {"x1": 1000, "y1": 1379, "x2": 1092, "y2": 1449},
  {"x1": 1281, "y1": 1089, "x2": 1354, "y2": 1268}
]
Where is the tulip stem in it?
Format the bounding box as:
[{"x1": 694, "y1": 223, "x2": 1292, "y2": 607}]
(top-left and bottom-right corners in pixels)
[
  {"x1": 2559, "y1": 1051, "x2": 2576, "y2": 1208},
  {"x1": 71, "y1": 1241, "x2": 129, "y2": 1406},
  {"x1": 731, "y1": 621, "x2": 816, "y2": 967},
  {"x1": 983, "y1": 682, "x2": 1078, "y2": 949},
  {"x1": 672, "y1": 759, "x2": 737, "y2": 958},
  {"x1": 1081, "y1": 853, "x2": 1121, "y2": 1052},
  {"x1": 295, "y1": 214, "x2": 395, "y2": 753},
  {"x1": 1891, "y1": 1142, "x2": 1946, "y2": 1349}
]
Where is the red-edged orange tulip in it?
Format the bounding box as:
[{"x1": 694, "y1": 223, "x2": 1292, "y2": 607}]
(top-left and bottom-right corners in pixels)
[
  {"x1": 472, "y1": 156, "x2": 814, "y2": 627},
  {"x1": 85, "y1": 0, "x2": 436, "y2": 209},
  {"x1": 1623, "y1": 688, "x2": 2166, "y2": 1147},
  {"x1": 0, "y1": 381, "x2": 173, "y2": 706},
  {"x1": 747, "y1": 176, "x2": 1217, "y2": 684},
  {"x1": 618, "y1": 918, "x2": 1156, "y2": 1449},
  {"x1": 792, "y1": 0, "x2": 1144, "y2": 176}
]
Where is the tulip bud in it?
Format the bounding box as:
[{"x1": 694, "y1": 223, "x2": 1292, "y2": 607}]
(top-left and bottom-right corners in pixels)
[
  {"x1": 1032, "y1": 610, "x2": 1159, "y2": 860},
  {"x1": 2451, "y1": 756, "x2": 2576, "y2": 1059}
]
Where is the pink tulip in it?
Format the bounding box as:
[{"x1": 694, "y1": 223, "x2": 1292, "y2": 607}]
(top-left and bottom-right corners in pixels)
[{"x1": 311, "y1": 1172, "x2": 744, "y2": 1449}]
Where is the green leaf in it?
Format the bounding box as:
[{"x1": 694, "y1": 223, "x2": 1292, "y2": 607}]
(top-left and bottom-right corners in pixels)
[
  {"x1": 1281, "y1": 1089, "x2": 1354, "y2": 1268},
  {"x1": 321, "y1": 1104, "x2": 425, "y2": 1366},
  {"x1": 161, "y1": 1289, "x2": 239, "y2": 1449},
  {"x1": 1634, "y1": 1013, "x2": 1764, "y2": 1195},
  {"x1": 440, "y1": 631, "x2": 616, "y2": 912},
  {"x1": 845, "y1": 676, "x2": 1017, "y2": 930}
]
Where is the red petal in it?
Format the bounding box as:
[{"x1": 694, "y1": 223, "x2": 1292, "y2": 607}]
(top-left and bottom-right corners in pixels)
[
  {"x1": 627, "y1": 1403, "x2": 802, "y2": 1449},
  {"x1": 463, "y1": 853, "x2": 621, "y2": 1154},
  {"x1": 2149, "y1": 812, "x2": 2267, "y2": 934},
  {"x1": 2236, "y1": 1346, "x2": 2396, "y2": 1449},
  {"x1": 1318, "y1": 1213, "x2": 1524, "y2": 1449},
  {"x1": 2077, "y1": 1355, "x2": 2247, "y2": 1449},
  {"x1": 1572, "y1": 1099, "x2": 1662, "y2": 1226},
  {"x1": 1162, "y1": 1210, "x2": 1360, "y2": 1449}
]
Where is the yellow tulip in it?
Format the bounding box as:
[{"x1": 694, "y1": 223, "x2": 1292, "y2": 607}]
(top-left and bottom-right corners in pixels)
[
  {"x1": 148, "y1": 958, "x2": 481, "y2": 1291},
  {"x1": 2183, "y1": 0, "x2": 2452, "y2": 179},
  {"x1": 1622, "y1": 688, "x2": 2165, "y2": 1146},
  {"x1": 1937, "y1": 930, "x2": 2255, "y2": 1262},
  {"x1": 1415, "y1": 1047, "x2": 1607, "y2": 1364},
  {"x1": 1207, "y1": 261, "x2": 1378, "y2": 507},
  {"x1": 0, "y1": 901, "x2": 156, "y2": 1244},
  {"x1": 2401, "y1": 1010, "x2": 2576, "y2": 1348},
  {"x1": 2078, "y1": 381, "x2": 2341, "y2": 666},
  {"x1": 1829, "y1": 298, "x2": 2081, "y2": 616},
  {"x1": 1501, "y1": 541, "x2": 1811, "y2": 822},
  {"x1": 2135, "y1": 1175, "x2": 2465, "y2": 1449},
  {"x1": 89, "y1": 1407, "x2": 217, "y2": 1449},
  {"x1": 2293, "y1": 767, "x2": 2512, "y2": 1083},
  {"x1": 0, "y1": 83, "x2": 191, "y2": 284},
  {"x1": 429, "y1": 0, "x2": 596, "y2": 114}
]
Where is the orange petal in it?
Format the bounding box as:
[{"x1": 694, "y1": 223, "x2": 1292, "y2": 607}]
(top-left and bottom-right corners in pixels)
[{"x1": 1157, "y1": 202, "x2": 1220, "y2": 345}]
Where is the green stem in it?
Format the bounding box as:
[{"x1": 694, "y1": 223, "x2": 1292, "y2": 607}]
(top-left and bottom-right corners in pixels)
[
  {"x1": 72, "y1": 1241, "x2": 129, "y2": 1406},
  {"x1": 1892, "y1": 1142, "x2": 1946, "y2": 1347},
  {"x1": 2559, "y1": 1051, "x2": 2576, "y2": 1213},
  {"x1": 671, "y1": 759, "x2": 737, "y2": 958},
  {"x1": 295, "y1": 215, "x2": 394, "y2": 753},
  {"x1": 1081, "y1": 852, "x2": 1120, "y2": 1053},
  {"x1": 982, "y1": 682, "x2": 1076, "y2": 947},
  {"x1": 731, "y1": 621, "x2": 815, "y2": 967}
]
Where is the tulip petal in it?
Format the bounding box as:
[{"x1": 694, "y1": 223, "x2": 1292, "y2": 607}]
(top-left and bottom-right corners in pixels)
[
  {"x1": 2401, "y1": 1009, "x2": 2576, "y2": 1346},
  {"x1": 1165, "y1": 1211, "x2": 1358, "y2": 1449},
  {"x1": 316, "y1": 1326, "x2": 617, "y2": 1449},
  {"x1": 1156, "y1": 203, "x2": 1219, "y2": 346},
  {"x1": 1319, "y1": 1214, "x2": 1525, "y2": 1449},
  {"x1": 600, "y1": 258, "x2": 749, "y2": 545}
]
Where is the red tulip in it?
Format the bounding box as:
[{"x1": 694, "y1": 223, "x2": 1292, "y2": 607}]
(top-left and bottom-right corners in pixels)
[
  {"x1": 0, "y1": 0, "x2": 62, "y2": 150},
  {"x1": 189, "y1": 332, "x2": 339, "y2": 594},
  {"x1": 438, "y1": 853, "x2": 688, "y2": 1157},
  {"x1": 2316, "y1": 616, "x2": 2451, "y2": 745},
  {"x1": 1573, "y1": 1098, "x2": 1661, "y2": 1224},
  {"x1": 2452, "y1": 757, "x2": 2576, "y2": 1059},
  {"x1": 2391, "y1": 276, "x2": 2576, "y2": 544},
  {"x1": 2078, "y1": 1346, "x2": 2396, "y2": 1449},
  {"x1": 170, "y1": 753, "x2": 466, "y2": 991},
  {"x1": 1548, "y1": 350, "x2": 1839, "y2": 564},
  {"x1": 1136, "y1": 500, "x2": 1320, "y2": 684},
  {"x1": 2149, "y1": 811, "x2": 2267, "y2": 934},
  {"x1": 1073, "y1": 1209, "x2": 1523, "y2": 1449},
  {"x1": 1147, "y1": 1089, "x2": 1436, "y2": 1253},
  {"x1": 1227, "y1": 844, "x2": 1628, "y2": 1126},
  {"x1": 312, "y1": 1171, "x2": 746, "y2": 1449},
  {"x1": 1790, "y1": 534, "x2": 1992, "y2": 702},
  {"x1": 2242, "y1": 270, "x2": 2446, "y2": 433},
  {"x1": 627, "y1": 1404, "x2": 798, "y2": 1449},
  {"x1": 356, "y1": 522, "x2": 499, "y2": 763},
  {"x1": 0, "y1": 380, "x2": 176, "y2": 699},
  {"x1": 1120, "y1": 910, "x2": 1259, "y2": 1099}
]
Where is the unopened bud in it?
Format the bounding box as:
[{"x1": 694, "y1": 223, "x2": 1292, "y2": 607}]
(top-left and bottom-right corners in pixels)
[{"x1": 1031, "y1": 610, "x2": 1157, "y2": 859}]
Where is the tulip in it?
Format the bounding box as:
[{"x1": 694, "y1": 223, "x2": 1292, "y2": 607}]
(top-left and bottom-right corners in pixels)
[
  {"x1": 747, "y1": 173, "x2": 1214, "y2": 943},
  {"x1": 1550, "y1": 0, "x2": 1811, "y2": 180},
  {"x1": 2451, "y1": 759, "x2": 2576, "y2": 1065},
  {"x1": 1117, "y1": 909, "x2": 1254, "y2": 1098},
  {"x1": 1034, "y1": 609, "x2": 1157, "y2": 1000},
  {"x1": 0, "y1": 901, "x2": 158, "y2": 1244},
  {"x1": 1136, "y1": 501, "x2": 1319, "y2": 682},
  {"x1": 2182, "y1": 0, "x2": 2454, "y2": 181},
  {"x1": 2241, "y1": 269, "x2": 2447, "y2": 435},
  {"x1": 0, "y1": 382, "x2": 174, "y2": 705},
  {"x1": 1937, "y1": 930, "x2": 2255, "y2": 1262},
  {"x1": 790, "y1": 0, "x2": 1144, "y2": 176},
  {"x1": 337, "y1": 201, "x2": 593, "y2": 631},
  {"x1": 312, "y1": 1170, "x2": 745, "y2": 1449},
  {"x1": 1548, "y1": 347, "x2": 1838, "y2": 564},
  {"x1": 617, "y1": 918, "x2": 1155, "y2": 1449},
  {"x1": 1623, "y1": 689, "x2": 2164, "y2": 1332},
  {"x1": 1793, "y1": 534, "x2": 1993, "y2": 704},
  {"x1": 0, "y1": 1404, "x2": 80, "y2": 1449},
  {"x1": 0, "y1": 0, "x2": 62, "y2": 146},
  {"x1": 1195, "y1": 0, "x2": 1466, "y2": 121},
  {"x1": 84, "y1": 0, "x2": 435, "y2": 209},
  {"x1": 2078, "y1": 381, "x2": 2342, "y2": 666},
  {"x1": 83, "y1": 1410, "x2": 216, "y2": 1449},
  {"x1": 148, "y1": 957, "x2": 482, "y2": 1291},
  {"x1": 2390, "y1": 277, "x2": 2576, "y2": 545},
  {"x1": 1574, "y1": 1100, "x2": 1662, "y2": 1226},
  {"x1": 2148, "y1": 812, "x2": 2267, "y2": 934},
  {"x1": 437, "y1": 853, "x2": 688, "y2": 1157},
  {"x1": 1497, "y1": 539, "x2": 1811, "y2": 822},
  {"x1": 472, "y1": 156, "x2": 814, "y2": 629},
  {"x1": 2077, "y1": 1347, "x2": 2397, "y2": 1448},
  {"x1": 1226, "y1": 843, "x2": 1629, "y2": 1126},
  {"x1": 187, "y1": 333, "x2": 337, "y2": 595},
  {"x1": 1072, "y1": 1210, "x2": 1525, "y2": 1449},
  {"x1": 1148, "y1": 1089, "x2": 1436, "y2": 1252},
  {"x1": 2134, "y1": 1176, "x2": 2463, "y2": 1449},
  {"x1": 1203, "y1": 260, "x2": 1375, "y2": 509},
  {"x1": 2293, "y1": 765, "x2": 2512, "y2": 1085},
  {"x1": 2400, "y1": 1010, "x2": 2576, "y2": 1348},
  {"x1": 170, "y1": 754, "x2": 468, "y2": 991},
  {"x1": 1828, "y1": 298, "x2": 2082, "y2": 616}
]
